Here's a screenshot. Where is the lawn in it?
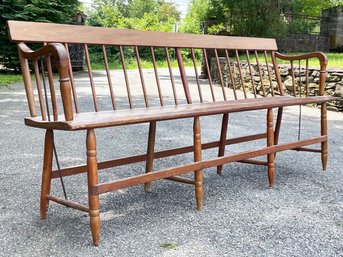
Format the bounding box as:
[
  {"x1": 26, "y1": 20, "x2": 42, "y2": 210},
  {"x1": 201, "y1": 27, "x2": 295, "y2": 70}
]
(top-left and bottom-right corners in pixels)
[
  {"x1": 323, "y1": 52, "x2": 343, "y2": 68},
  {"x1": 0, "y1": 73, "x2": 23, "y2": 87},
  {"x1": 1, "y1": 52, "x2": 342, "y2": 87},
  {"x1": 90, "y1": 58, "x2": 200, "y2": 70},
  {"x1": 89, "y1": 52, "x2": 343, "y2": 71}
]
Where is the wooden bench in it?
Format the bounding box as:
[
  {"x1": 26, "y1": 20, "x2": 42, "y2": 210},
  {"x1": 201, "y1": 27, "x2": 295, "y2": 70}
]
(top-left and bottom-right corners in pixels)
[{"x1": 7, "y1": 20, "x2": 337, "y2": 246}]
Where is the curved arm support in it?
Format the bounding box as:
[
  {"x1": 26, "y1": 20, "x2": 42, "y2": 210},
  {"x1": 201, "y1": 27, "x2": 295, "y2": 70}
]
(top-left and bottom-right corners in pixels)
[
  {"x1": 18, "y1": 42, "x2": 74, "y2": 121},
  {"x1": 18, "y1": 42, "x2": 69, "y2": 62},
  {"x1": 275, "y1": 52, "x2": 327, "y2": 63},
  {"x1": 275, "y1": 52, "x2": 328, "y2": 96}
]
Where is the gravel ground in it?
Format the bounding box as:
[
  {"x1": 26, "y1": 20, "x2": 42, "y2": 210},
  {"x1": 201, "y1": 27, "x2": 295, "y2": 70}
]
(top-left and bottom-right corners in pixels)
[{"x1": 0, "y1": 68, "x2": 342, "y2": 257}]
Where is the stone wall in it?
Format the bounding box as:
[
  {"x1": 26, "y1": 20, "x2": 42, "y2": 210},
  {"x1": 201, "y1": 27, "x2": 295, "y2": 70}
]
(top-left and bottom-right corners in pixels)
[
  {"x1": 321, "y1": 6, "x2": 343, "y2": 49},
  {"x1": 210, "y1": 57, "x2": 343, "y2": 111},
  {"x1": 277, "y1": 34, "x2": 330, "y2": 53}
]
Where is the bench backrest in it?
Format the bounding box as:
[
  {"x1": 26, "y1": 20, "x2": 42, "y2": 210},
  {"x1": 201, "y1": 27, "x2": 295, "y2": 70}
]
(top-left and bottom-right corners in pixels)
[{"x1": 7, "y1": 21, "x2": 326, "y2": 122}]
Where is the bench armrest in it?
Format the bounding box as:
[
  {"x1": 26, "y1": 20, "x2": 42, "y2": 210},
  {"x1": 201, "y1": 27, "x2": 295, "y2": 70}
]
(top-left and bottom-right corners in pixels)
[
  {"x1": 274, "y1": 52, "x2": 327, "y2": 63},
  {"x1": 18, "y1": 42, "x2": 69, "y2": 62},
  {"x1": 17, "y1": 43, "x2": 74, "y2": 121},
  {"x1": 274, "y1": 52, "x2": 327, "y2": 96}
]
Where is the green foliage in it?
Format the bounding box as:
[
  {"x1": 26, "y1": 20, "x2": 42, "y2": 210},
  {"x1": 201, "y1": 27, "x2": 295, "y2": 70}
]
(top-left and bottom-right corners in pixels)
[
  {"x1": 289, "y1": 0, "x2": 343, "y2": 16},
  {"x1": 206, "y1": 23, "x2": 226, "y2": 35},
  {"x1": 157, "y1": 2, "x2": 180, "y2": 22},
  {"x1": 87, "y1": 0, "x2": 180, "y2": 31},
  {"x1": 181, "y1": 0, "x2": 285, "y2": 36},
  {"x1": 86, "y1": 0, "x2": 180, "y2": 62},
  {"x1": 127, "y1": 0, "x2": 158, "y2": 19},
  {"x1": 181, "y1": 0, "x2": 209, "y2": 34},
  {"x1": 182, "y1": 0, "x2": 343, "y2": 38},
  {"x1": 86, "y1": 0, "x2": 123, "y2": 27},
  {"x1": 0, "y1": 0, "x2": 80, "y2": 71},
  {"x1": 210, "y1": 0, "x2": 286, "y2": 37},
  {"x1": 283, "y1": 0, "x2": 343, "y2": 35}
]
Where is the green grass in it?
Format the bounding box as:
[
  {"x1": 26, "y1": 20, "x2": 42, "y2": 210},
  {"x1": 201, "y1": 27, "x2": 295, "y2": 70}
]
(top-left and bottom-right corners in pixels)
[
  {"x1": 90, "y1": 52, "x2": 343, "y2": 71},
  {"x1": 90, "y1": 58, "x2": 200, "y2": 70},
  {"x1": 0, "y1": 52, "x2": 342, "y2": 87},
  {"x1": 323, "y1": 53, "x2": 343, "y2": 68},
  {"x1": 0, "y1": 74, "x2": 23, "y2": 87}
]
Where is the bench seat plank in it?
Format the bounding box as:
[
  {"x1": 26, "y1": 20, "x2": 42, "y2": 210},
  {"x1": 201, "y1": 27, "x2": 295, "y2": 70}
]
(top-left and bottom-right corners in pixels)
[{"x1": 25, "y1": 96, "x2": 337, "y2": 130}]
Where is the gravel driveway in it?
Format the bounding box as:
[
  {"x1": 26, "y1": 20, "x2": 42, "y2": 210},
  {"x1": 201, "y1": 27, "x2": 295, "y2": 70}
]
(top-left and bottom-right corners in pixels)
[{"x1": 0, "y1": 68, "x2": 342, "y2": 257}]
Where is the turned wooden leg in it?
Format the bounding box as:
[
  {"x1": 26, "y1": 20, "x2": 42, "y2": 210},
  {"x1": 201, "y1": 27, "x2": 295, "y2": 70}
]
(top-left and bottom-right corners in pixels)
[
  {"x1": 40, "y1": 130, "x2": 54, "y2": 219},
  {"x1": 321, "y1": 103, "x2": 328, "y2": 171},
  {"x1": 217, "y1": 113, "x2": 229, "y2": 175},
  {"x1": 193, "y1": 117, "x2": 203, "y2": 210},
  {"x1": 145, "y1": 121, "x2": 156, "y2": 192},
  {"x1": 267, "y1": 108, "x2": 275, "y2": 187},
  {"x1": 86, "y1": 129, "x2": 100, "y2": 246}
]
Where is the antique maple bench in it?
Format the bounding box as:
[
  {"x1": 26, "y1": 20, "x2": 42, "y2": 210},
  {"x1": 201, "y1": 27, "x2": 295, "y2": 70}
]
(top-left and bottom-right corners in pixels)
[{"x1": 7, "y1": 20, "x2": 337, "y2": 245}]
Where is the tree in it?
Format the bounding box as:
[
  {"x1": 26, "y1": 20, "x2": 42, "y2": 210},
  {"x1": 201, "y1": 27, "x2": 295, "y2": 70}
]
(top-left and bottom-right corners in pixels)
[
  {"x1": 127, "y1": 0, "x2": 158, "y2": 19},
  {"x1": 86, "y1": 0, "x2": 123, "y2": 27},
  {"x1": 181, "y1": 0, "x2": 210, "y2": 34},
  {"x1": 86, "y1": 0, "x2": 181, "y2": 61},
  {"x1": 181, "y1": 0, "x2": 343, "y2": 37},
  {"x1": 87, "y1": 0, "x2": 180, "y2": 30},
  {"x1": 218, "y1": 0, "x2": 285, "y2": 37},
  {"x1": 289, "y1": 0, "x2": 343, "y2": 16},
  {"x1": 157, "y1": 2, "x2": 180, "y2": 23},
  {"x1": 0, "y1": 0, "x2": 80, "y2": 71}
]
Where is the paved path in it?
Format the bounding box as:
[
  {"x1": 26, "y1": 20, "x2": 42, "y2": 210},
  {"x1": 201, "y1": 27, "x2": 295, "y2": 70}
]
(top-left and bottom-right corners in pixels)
[{"x1": 0, "y1": 69, "x2": 342, "y2": 256}]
